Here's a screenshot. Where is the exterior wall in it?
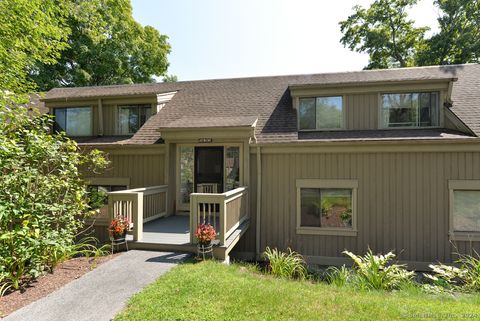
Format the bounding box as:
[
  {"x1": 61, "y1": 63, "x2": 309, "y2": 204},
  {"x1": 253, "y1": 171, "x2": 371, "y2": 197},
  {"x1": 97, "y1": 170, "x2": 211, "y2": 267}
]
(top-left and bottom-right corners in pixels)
[
  {"x1": 86, "y1": 146, "x2": 166, "y2": 188},
  {"x1": 235, "y1": 144, "x2": 480, "y2": 266},
  {"x1": 345, "y1": 93, "x2": 378, "y2": 130}
]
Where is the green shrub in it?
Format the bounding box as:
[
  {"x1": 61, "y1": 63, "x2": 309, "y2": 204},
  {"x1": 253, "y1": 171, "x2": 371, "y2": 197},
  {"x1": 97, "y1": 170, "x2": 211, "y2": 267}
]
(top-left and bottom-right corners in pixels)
[
  {"x1": 0, "y1": 106, "x2": 108, "y2": 295},
  {"x1": 264, "y1": 247, "x2": 308, "y2": 280},
  {"x1": 343, "y1": 249, "x2": 415, "y2": 290},
  {"x1": 424, "y1": 251, "x2": 480, "y2": 293}
]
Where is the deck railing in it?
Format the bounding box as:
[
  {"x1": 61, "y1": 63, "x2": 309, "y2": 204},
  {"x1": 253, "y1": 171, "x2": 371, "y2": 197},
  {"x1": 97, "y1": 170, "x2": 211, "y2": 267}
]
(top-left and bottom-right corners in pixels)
[
  {"x1": 108, "y1": 185, "x2": 168, "y2": 241},
  {"x1": 190, "y1": 186, "x2": 249, "y2": 245}
]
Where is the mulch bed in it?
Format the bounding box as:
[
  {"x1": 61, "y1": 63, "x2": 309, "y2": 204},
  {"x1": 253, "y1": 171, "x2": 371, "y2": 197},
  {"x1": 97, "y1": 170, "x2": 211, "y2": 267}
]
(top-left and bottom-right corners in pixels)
[{"x1": 0, "y1": 253, "x2": 122, "y2": 318}]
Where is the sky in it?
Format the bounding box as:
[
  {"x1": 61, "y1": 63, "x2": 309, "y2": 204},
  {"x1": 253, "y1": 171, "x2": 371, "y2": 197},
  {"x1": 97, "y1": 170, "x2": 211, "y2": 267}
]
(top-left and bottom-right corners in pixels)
[{"x1": 131, "y1": 0, "x2": 440, "y2": 81}]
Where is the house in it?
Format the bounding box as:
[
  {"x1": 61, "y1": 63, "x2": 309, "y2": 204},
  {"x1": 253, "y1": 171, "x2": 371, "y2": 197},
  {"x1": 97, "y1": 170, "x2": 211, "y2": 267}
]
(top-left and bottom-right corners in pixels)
[{"x1": 42, "y1": 64, "x2": 480, "y2": 268}]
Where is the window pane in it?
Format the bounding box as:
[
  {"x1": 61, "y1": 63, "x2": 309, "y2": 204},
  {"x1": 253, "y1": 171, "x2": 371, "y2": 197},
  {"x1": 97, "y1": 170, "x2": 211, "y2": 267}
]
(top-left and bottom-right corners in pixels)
[
  {"x1": 300, "y1": 188, "x2": 321, "y2": 227},
  {"x1": 54, "y1": 108, "x2": 66, "y2": 132},
  {"x1": 316, "y1": 96, "x2": 343, "y2": 129},
  {"x1": 225, "y1": 146, "x2": 240, "y2": 191},
  {"x1": 453, "y1": 190, "x2": 480, "y2": 232},
  {"x1": 66, "y1": 107, "x2": 92, "y2": 136},
  {"x1": 299, "y1": 98, "x2": 316, "y2": 130},
  {"x1": 320, "y1": 189, "x2": 352, "y2": 228},
  {"x1": 180, "y1": 147, "x2": 194, "y2": 204},
  {"x1": 118, "y1": 105, "x2": 151, "y2": 134},
  {"x1": 382, "y1": 92, "x2": 438, "y2": 128}
]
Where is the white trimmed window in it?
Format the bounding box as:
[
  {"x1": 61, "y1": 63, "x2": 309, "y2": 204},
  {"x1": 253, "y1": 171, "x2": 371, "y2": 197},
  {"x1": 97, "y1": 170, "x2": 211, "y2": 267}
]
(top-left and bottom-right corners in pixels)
[
  {"x1": 380, "y1": 92, "x2": 439, "y2": 128},
  {"x1": 298, "y1": 96, "x2": 344, "y2": 130},
  {"x1": 449, "y1": 180, "x2": 480, "y2": 240},
  {"x1": 296, "y1": 179, "x2": 357, "y2": 236},
  {"x1": 118, "y1": 104, "x2": 152, "y2": 134},
  {"x1": 54, "y1": 107, "x2": 92, "y2": 136}
]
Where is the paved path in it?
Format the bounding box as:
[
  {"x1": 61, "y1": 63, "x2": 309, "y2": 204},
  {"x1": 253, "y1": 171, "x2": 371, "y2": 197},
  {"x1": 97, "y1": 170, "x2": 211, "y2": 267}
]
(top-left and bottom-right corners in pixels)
[{"x1": 4, "y1": 251, "x2": 189, "y2": 321}]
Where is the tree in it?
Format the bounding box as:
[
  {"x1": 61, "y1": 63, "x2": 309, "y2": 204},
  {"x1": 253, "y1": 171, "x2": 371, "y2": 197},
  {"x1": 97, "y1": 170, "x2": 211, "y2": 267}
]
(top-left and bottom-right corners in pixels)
[
  {"x1": 416, "y1": 0, "x2": 480, "y2": 65},
  {"x1": 340, "y1": 0, "x2": 428, "y2": 69},
  {"x1": 0, "y1": 0, "x2": 69, "y2": 96},
  {"x1": 340, "y1": 0, "x2": 480, "y2": 69},
  {"x1": 29, "y1": 0, "x2": 171, "y2": 90},
  {"x1": 163, "y1": 74, "x2": 178, "y2": 83}
]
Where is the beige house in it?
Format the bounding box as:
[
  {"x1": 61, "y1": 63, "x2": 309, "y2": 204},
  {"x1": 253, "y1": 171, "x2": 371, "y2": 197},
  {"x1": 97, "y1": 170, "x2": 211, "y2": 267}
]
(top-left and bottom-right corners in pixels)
[{"x1": 42, "y1": 64, "x2": 480, "y2": 268}]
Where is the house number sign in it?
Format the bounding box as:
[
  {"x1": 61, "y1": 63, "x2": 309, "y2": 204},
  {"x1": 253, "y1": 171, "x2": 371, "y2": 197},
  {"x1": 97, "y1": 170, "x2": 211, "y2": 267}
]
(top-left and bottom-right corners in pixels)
[{"x1": 198, "y1": 138, "x2": 213, "y2": 143}]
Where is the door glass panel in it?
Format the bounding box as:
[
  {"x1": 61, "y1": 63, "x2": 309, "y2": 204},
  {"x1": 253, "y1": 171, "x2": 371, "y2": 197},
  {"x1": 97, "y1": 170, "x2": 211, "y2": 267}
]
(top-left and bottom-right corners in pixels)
[
  {"x1": 180, "y1": 147, "x2": 194, "y2": 205},
  {"x1": 195, "y1": 147, "x2": 224, "y2": 193},
  {"x1": 225, "y1": 146, "x2": 240, "y2": 191}
]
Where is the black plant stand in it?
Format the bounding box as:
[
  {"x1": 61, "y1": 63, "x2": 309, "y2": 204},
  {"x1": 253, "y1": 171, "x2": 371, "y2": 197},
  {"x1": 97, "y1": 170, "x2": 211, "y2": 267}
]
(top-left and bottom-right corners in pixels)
[
  {"x1": 197, "y1": 243, "x2": 213, "y2": 260},
  {"x1": 110, "y1": 235, "x2": 128, "y2": 254}
]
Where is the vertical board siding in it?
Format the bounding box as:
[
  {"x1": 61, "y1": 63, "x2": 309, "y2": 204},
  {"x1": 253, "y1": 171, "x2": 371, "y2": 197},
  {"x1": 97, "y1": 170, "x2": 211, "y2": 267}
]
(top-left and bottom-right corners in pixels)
[
  {"x1": 102, "y1": 105, "x2": 117, "y2": 135},
  {"x1": 89, "y1": 150, "x2": 165, "y2": 188},
  {"x1": 346, "y1": 93, "x2": 378, "y2": 130},
  {"x1": 257, "y1": 150, "x2": 480, "y2": 263}
]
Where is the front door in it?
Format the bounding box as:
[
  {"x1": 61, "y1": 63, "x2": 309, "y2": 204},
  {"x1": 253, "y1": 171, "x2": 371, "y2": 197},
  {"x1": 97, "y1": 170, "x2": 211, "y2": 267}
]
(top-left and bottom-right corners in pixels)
[{"x1": 194, "y1": 147, "x2": 224, "y2": 193}]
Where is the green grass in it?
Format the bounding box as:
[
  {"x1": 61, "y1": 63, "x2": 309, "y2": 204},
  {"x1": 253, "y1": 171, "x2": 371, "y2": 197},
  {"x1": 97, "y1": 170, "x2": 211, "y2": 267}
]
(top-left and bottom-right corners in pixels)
[{"x1": 115, "y1": 261, "x2": 480, "y2": 321}]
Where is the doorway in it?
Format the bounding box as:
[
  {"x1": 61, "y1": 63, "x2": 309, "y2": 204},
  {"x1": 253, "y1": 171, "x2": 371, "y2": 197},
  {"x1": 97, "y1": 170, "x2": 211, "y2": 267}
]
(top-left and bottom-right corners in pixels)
[{"x1": 194, "y1": 147, "x2": 224, "y2": 193}]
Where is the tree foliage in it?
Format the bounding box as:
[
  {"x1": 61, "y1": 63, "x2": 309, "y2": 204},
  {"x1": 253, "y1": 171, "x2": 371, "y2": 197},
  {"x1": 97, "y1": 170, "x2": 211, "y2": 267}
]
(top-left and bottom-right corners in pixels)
[
  {"x1": 340, "y1": 0, "x2": 480, "y2": 69},
  {"x1": 0, "y1": 0, "x2": 109, "y2": 295},
  {"x1": 29, "y1": 0, "x2": 171, "y2": 90},
  {"x1": 0, "y1": 0, "x2": 69, "y2": 95}
]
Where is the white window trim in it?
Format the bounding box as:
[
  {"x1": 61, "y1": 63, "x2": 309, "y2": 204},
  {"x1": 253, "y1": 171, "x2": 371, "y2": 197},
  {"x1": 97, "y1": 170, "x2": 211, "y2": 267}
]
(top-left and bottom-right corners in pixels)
[
  {"x1": 377, "y1": 91, "x2": 444, "y2": 130},
  {"x1": 297, "y1": 95, "x2": 346, "y2": 132},
  {"x1": 296, "y1": 179, "x2": 358, "y2": 236},
  {"x1": 448, "y1": 180, "x2": 480, "y2": 241}
]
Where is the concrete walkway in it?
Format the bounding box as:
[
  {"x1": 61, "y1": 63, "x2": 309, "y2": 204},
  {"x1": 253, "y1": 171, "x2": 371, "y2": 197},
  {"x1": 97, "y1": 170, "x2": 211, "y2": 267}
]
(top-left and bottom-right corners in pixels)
[{"x1": 4, "y1": 251, "x2": 189, "y2": 321}]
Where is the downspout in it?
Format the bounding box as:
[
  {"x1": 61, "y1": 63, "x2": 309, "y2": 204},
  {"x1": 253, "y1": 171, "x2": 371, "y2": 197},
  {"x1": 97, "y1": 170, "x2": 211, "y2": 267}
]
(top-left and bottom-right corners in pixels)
[{"x1": 256, "y1": 146, "x2": 262, "y2": 260}]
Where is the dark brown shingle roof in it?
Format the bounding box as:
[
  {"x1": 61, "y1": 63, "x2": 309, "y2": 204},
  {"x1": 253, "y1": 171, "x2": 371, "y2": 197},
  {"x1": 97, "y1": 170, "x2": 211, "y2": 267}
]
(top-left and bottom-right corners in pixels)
[{"x1": 45, "y1": 64, "x2": 480, "y2": 144}]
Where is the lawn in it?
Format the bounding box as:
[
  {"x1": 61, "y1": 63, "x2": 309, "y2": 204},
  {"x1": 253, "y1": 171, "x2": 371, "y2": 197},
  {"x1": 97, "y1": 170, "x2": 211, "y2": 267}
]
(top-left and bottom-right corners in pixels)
[{"x1": 115, "y1": 261, "x2": 480, "y2": 321}]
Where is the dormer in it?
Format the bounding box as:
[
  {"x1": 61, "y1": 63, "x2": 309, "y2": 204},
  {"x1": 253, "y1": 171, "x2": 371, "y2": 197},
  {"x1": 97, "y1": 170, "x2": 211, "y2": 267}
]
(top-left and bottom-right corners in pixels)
[
  {"x1": 289, "y1": 78, "x2": 458, "y2": 132},
  {"x1": 43, "y1": 91, "x2": 177, "y2": 138}
]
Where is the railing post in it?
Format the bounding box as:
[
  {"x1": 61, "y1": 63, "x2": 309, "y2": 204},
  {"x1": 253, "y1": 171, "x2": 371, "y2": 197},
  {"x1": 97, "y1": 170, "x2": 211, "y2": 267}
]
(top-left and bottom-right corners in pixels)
[
  {"x1": 219, "y1": 198, "x2": 226, "y2": 245},
  {"x1": 133, "y1": 193, "x2": 144, "y2": 241},
  {"x1": 190, "y1": 194, "x2": 196, "y2": 244}
]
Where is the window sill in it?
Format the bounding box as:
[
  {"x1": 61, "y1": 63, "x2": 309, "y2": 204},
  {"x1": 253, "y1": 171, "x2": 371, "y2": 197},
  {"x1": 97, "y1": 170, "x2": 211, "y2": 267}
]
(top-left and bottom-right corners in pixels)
[
  {"x1": 296, "y1": 227, "x2": 357, "y2": 236},
  {"x1": 449, "y1": 232, "x2": 480, "y2": 242}
]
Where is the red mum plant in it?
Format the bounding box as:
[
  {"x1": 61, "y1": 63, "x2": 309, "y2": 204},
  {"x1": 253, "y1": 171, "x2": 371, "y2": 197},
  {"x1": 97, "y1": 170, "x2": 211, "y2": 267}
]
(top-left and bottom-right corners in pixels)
[
  {"x1": 108, "y1": 217, "x2": 130, "y2": 239},
  {"x1": 194, "y1": 224, "x2": 216, "y2": 245}
]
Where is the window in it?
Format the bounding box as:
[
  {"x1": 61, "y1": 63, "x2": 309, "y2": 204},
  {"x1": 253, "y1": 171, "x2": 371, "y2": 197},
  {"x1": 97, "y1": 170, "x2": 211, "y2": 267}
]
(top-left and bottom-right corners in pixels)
[
  {"x1": 449, "y1": 180, "x2": 480, "y2": 240},
  {"x1": 54, "y1": 107, "x2": 92, "y2": 136},
  {"x1": 225, "y1": 146, "x2": 240, "y2": 191},
  {"x1": 298, "y1": 96, "x2": 343, "y2": 130},
  {"x1": 381, "y1": 92, "x2": 439, "y2": 128},
  {"x1": 296, "y1": 179, "x2": 357, "y2": 236},
  {"x1": 118, "y1": 104, "x2": 152, "y2": 134}
]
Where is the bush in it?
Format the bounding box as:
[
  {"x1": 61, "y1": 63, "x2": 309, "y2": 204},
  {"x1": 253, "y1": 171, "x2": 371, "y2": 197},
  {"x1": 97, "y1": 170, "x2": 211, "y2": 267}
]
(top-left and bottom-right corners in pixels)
[
  {"x1": 343, "y1": 249, "x2": 415, "y2": 290},
  {"x1": 0, "y1": 105, "x2": 108, "y2": 295},
  {"x1": 264, "y1": 247, "x2": 308, "y2": 280},
  {"x1": 424, "y1": 251, "x2": 480, "y2": 293}
]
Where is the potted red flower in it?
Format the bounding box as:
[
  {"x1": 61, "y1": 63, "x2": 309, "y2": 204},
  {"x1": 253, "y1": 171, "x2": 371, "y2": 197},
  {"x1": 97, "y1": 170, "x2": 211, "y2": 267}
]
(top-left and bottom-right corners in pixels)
[
  {"x1": 108, "y1": 217, "x2": 130, "y2": 241},
  {"x1": 194, "y1": 223, "x2": 216, "y2": 246}
]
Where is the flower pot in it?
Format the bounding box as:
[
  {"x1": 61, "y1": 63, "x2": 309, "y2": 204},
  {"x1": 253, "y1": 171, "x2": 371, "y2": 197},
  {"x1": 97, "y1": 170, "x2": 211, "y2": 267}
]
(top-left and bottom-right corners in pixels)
[{"x1": 110, "y1": 231, "x2": 127, "y2": 243}]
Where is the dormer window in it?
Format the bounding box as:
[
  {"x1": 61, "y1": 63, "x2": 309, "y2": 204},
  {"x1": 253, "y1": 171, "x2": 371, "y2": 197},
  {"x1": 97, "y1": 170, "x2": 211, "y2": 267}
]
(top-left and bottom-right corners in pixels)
[
  {"x1": 53, "y1": 107, "x2": 92, "y2": 136},
  {"x1": 381, "y1": 92, "x2": 439, "y2": 128},
  {"x1": 299, "y1": 96, "x2": 343, "y2": 130},
  {"x1": 118, "y1": 104, "x2": 152, "y2": 135}
]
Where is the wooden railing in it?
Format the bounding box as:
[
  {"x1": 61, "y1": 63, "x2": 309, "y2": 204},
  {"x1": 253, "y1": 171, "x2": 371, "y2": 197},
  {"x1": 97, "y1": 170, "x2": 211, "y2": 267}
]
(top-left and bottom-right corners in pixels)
[
  {"x1": 190, "y1": 187, "x2": 249, "y2": 245},
  {"x1": 108, "y1": 185, "x2": 168, "y2": 241}
]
